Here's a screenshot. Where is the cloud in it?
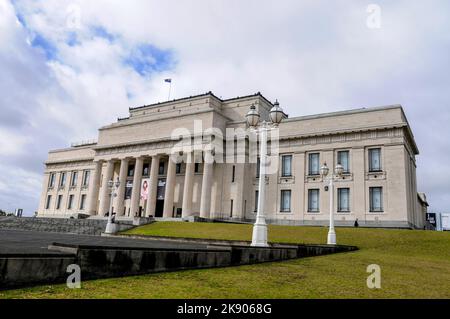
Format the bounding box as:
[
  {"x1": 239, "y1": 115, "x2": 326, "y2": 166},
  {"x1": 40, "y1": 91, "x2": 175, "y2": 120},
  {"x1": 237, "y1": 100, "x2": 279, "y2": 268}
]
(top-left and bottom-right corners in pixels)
[{"x1": 1, "y1": 0, "x2": 450, "y2": 214}]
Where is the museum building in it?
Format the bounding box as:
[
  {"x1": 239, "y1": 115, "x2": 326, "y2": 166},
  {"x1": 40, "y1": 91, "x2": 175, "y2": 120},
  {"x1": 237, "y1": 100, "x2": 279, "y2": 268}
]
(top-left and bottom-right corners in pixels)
[{"x1": 38, "y1": 92, "x2": 427, "y2": 228}]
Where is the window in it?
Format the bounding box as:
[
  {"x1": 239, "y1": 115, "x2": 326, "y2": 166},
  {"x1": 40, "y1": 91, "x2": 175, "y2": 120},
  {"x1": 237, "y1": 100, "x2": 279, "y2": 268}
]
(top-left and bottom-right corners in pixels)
[
  {"x1": 195, "y1": 163, "x2": 200, "y2": 173},
  {"x1": 308, "y1": 153, "x2": 320, "y2": 175},
  {"x1": 79, "y1": 194, "x2": 86, "y2": 210},
  {"x1": 338, "y1": 188, "x2": 350, "y2": 212},
  {"x1": 127, "y1": 164, "x2": 135, "y2": 177},
  {"x1": 59, "y1": 172, "x2": 66, "y2": 188},
  {"x1": 256, "y1": 157, "x2": 260, "y2": 178},
  {"x1": 232, "y1": 165, "x2": 235, "y2": 183},
  {"x1": 337, "y1": 151, "x2": 350, "y2": 173},
  {"x1": 230, "y1": 200, "x2": 234, "y2": 218},
  {"x1": 70, "y1": 171, "x2": 78, "y2": 187},
  {"x1": 82, "y1": 170, "x2": 90, "y2": 187},
  {"x1": 125, "y1": 181, "x2": 133, "y2": 199},
  {"x1": 280, "y1": 190, "x2": 292, "y2": 212},
  {"x1": 157, "y1": 179, "x2": 166, "y2": 200},
  {"x1": 281, "y1": 155, "x2": 292, "y2": 177},
  {"x1": 176, "y1": 163, "x2": 182, "y2": 174},
  {"x1": 45, "y1": 195, "x2": 52, "y2": 209},
  {"x1": 369, "y1": 148, "x2": 382, "y2": 172},
  {"x1": 158, "y1": 161, "x2": 165, "y2": 175},
  {"x1": 254, "y1": 190, "x2": 259, "y2": 212},
  {"x1": 370, "y1": 187, "x2": 383, "y2": 212},
  {"x1": 68, "y1": 195, "x2": 74, "y2": 210},
  {"x1": 308, "y1": 189, "x2": 320, "y2": 212},
  {"x1": 143, "y1": 163, "x2": 150, "y2": 176},
  {"x1": 48, "y1": 173, "x2": 56, "y2": 188},
  {"x1": 56, "y1": 195, "x2": 63, "y2": 210}
]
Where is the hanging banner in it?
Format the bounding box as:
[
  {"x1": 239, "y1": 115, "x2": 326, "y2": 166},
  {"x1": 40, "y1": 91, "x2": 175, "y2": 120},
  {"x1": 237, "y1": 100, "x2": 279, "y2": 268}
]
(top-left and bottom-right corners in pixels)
[{"x1": 141, "y1": 178, "x2": 150, "y2": 200}]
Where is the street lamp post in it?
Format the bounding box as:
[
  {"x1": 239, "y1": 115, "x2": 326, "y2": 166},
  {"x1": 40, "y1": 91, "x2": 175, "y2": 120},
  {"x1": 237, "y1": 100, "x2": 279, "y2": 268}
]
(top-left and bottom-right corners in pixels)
[
  {"x1": 105, "y1": 177, "x2": 120, "y2": 234},
  {"x1": 320, "y1": 162, "x2": 344, "y2": 245},
  {"x1": 246, "y1": 101, "x2": 287, "y2": 247}
]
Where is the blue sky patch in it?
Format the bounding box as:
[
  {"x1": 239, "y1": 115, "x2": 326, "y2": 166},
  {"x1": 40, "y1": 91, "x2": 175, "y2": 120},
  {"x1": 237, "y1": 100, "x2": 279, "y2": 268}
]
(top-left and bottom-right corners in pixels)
[
  {"x1": 91, "y1": 25, "x2": 116, "y2": 42},
  {"x1": 66, "y1": 32, "x2": 80, "y2": 47},
  {"x1": 15, "y1": 12, "x2": 27, "y2": 27},
  {"x1": 31, "y1": 33, "x2": 58, "y2": 60},
  {"x1": 124, "y1": 44, "x2": 174, "y2": 77}
]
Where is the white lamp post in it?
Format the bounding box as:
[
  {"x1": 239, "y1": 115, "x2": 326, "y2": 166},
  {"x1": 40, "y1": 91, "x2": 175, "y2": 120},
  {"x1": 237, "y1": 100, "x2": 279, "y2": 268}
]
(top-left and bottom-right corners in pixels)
[
  {"x1": 105, "y1": 177, "x2": 120, "y2": 234},
  {"x1": 320, "y1": 162, "x2": 344, "y2": 245},
  {"x1": 246, "y1": 101, "x2": 287, "y2": 247}
]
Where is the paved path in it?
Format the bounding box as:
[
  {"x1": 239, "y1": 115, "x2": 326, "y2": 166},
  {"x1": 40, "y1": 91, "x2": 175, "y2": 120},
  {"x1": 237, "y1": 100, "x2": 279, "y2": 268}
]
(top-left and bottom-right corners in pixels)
[{"x1": 0, "y1": 229, "x2": 208, "y2": 256}]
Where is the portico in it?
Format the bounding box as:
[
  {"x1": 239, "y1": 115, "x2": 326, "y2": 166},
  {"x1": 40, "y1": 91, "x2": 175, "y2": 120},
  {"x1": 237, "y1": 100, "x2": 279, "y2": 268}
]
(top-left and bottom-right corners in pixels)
[{"x1": 84, "y1": 150, "x2": 215, "y2": 219}]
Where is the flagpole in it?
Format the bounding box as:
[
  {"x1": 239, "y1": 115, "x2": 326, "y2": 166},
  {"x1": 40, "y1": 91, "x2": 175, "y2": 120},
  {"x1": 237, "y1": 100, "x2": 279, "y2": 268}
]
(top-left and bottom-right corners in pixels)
[{"x1": 168, "y1": 81, "x2": 172, "y2": 101}]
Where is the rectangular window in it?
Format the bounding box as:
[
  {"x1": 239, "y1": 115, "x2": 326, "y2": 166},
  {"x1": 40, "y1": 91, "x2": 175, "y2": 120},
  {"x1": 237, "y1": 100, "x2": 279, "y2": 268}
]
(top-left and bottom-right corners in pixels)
[
  {"x1": 143, "y1": 163, "x2": 150, "y2": 176},
  {"x1": 56, "y1": 195, "x2": 63, "y2": 210},
  {"x1": 127, "y1": 164, "x2": 135, "y2": 177},
  {"x1": 79, "y1": 194, "x2": 86, "y2": 210},
  {"x1": 157, "y1": 179, "x2": 166, "y2": 200},
  {"x1": 70, "y1": 171, "x2": 78, "y2": 187},
  {"x1": 68, "y1": 195, "x2": 74, "y2": 210},
  {"x1": 195, "y1": 163, "x2": 200, "y2": 173},
  {"x1": 45, "y1": 195, "x2": 52, "y2": 209},
  {"x1": 256, "y1": 157, "x2": 260, "y2": 178},
  {"x1": 369, "y1": 148, "x2": 382, "y2": 172},
  {"x1": 280, "y1": 190, "x2": 292, "y2": 212},
  {"x1": 48, "y1": 173, "x2": 56, "y2": 188},
  {"x1": 176, "y1": 163, "x2": 182, "y2": 174},
  {"x1": 370, "y1": 187, "x2": 383, "y2": 212},
  {"x1": 281, "y1": 155, "x2": 292, "y2": 177},
  {"x1": 254, "y1": 190, "x2": 259, "y2": 212},
  {"x1": 125, "y1": 181, "x2": 133, "y2": 199},
  {"x1": 338, "y1": 188, "x2": 350, "y2": 212},
  {"x1": 337, "y1": 151, "x2": 350, "y2": 173},
  {"x1": 158, "y1": 161, "x2": 165, "y2": 175},
  {"x1": 59, "y1": 172, "x2": 66, "y2": 187},
  {"x1": 232, "y1": 165, "x2": 235, "y2": 183},
  {"x1": 308, "y1": 189, "x2": 320, "y2": 212},
  {"x1": 308, "y1": 153, "x2": 320, "y2": 175},
  {"x1": 82, "y1": 170, "x2": 90, "y2": 187},
  {"x1": 230, "y1": 200, "x2": 234, "y2": 218}
]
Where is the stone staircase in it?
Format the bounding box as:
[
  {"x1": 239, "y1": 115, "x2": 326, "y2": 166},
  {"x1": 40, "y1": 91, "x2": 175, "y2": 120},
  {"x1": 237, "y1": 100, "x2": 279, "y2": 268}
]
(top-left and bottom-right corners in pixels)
[{"x1": 0, "y1": 216, "x2": 135, "y2": 236}]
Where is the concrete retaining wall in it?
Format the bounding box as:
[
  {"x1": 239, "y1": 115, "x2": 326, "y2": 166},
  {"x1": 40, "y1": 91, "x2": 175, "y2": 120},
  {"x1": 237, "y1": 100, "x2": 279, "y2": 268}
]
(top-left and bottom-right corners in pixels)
[
  {"x1": 0, "y1": 255, "x2": 77, "y2": 289},
  {"x1": 0, "y1": 217, "x2": 134, "y2": 235},
  {"x1": 0, "y1": 240, "x2": 357, "y2": 290}
]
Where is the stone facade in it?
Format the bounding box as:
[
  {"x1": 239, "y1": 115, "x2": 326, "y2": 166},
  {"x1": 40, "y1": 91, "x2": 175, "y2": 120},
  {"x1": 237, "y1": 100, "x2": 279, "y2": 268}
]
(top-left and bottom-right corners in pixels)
[{"x1": 37, "y1": 92, "x2": 426, "y2": 229}]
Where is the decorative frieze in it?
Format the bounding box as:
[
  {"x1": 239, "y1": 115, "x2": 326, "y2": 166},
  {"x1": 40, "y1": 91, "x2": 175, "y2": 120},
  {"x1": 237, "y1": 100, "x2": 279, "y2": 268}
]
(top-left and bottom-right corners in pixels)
[{"x1": 279, "y1": 126, "x2": 406, "y2": 149}]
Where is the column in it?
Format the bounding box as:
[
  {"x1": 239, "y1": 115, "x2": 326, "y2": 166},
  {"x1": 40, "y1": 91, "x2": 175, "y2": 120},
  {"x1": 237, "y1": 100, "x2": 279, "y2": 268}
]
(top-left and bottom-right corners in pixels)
[
  {"x1": 130, "y1": 157, "x2": 144, "y2": 217},
  {"x1": 87, "y1": 161, "x2": 103, "y2": 215},
  {"x1": 163, "y1": 155, "x2": 176, "y2": 218},
  {"x1": 98, "y1": 160, "x2": 115, "y2": 217},
  {"x1": 115, "y1": 158, "x2": 129, "y2": 216},
  {"x1": 146, "y1": 155, "x2": 160, "y2": 217},
  {"x1": 200, "y1": 161, "x2": 214, "y2": 218},
  {"x1": 182, "y1": 153, "x2": 195, "y2": 218}
]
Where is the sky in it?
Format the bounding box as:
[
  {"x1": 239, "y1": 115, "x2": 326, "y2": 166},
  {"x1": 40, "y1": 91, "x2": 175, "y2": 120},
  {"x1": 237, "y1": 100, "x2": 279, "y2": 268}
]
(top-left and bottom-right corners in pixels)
[{"x1": 0, "y1": 0, "x2": 449, "y2": 215}]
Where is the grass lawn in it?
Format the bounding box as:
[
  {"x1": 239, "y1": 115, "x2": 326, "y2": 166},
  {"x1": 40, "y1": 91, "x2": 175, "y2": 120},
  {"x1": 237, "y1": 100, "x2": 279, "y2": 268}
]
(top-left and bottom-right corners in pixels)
[{"x1": 1, "y1": 222, "x2": 449, "y2": 299}]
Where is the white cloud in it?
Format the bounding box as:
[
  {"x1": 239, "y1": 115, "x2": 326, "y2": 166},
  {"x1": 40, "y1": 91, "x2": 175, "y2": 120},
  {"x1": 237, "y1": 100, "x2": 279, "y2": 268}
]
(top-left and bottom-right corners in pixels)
[{"x1": 1, "y1": 0, "x2": 450, "y2": 214}]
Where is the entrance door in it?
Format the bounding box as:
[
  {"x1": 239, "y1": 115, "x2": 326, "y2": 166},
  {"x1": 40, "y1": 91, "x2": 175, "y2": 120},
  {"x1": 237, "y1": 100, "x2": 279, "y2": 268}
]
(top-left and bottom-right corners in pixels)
[
  {"x1": 155, "y1": 200, "x2": 164, "y2": 217},
  {"x1": 155, "y1": 178, "x2": 166, "y2": 218}
]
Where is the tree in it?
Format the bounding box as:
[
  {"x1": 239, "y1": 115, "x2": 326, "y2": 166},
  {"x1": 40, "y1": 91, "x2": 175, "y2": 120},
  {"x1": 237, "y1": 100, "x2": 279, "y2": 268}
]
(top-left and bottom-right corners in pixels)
[{"x1": 0, "y1": 210, "x2": 6, "y2": 216}]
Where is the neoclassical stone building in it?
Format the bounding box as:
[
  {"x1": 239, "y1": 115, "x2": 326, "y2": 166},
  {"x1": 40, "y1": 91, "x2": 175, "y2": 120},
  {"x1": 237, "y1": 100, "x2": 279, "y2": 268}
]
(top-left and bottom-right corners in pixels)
[{"x1": 38, "y1": 92, "x2": 427, "y2": 228}]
